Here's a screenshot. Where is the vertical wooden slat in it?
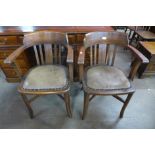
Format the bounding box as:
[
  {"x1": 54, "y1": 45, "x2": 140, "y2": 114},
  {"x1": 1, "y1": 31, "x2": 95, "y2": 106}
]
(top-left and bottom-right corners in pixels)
[
  {"x1": 39, "y1": 44, "x2": 44, "y2": 64},
  {"x1": 33, "y1": 45, "x2": 40, "y2": 65},
  {"x1": 94, "y1": 44, "x2": 97, "y2": 65},
  {"x1": 54, "y1": 44, "x2": 57, "y2": 64},
  {"x1": 59, "y1": 44, "x2": 61, "y2": 64},
  {"x1": 111, "y1": 45, "x2": 117, "y2": 66},
  {"x1": 90, "y1": 46, "x2": 93, "y2": 66},
  {"x1": 96, "y1": 44, "x2": 99, "y2": 64},
  {"x1": 98, "y1": 44, "x2": 106, "y2": 64},
  {"x1": 105, "y1": 44, "x2": 110, "y2": 65},
  {"x1": 44, "y1": 44, "x2": 53, "y2": 64}
]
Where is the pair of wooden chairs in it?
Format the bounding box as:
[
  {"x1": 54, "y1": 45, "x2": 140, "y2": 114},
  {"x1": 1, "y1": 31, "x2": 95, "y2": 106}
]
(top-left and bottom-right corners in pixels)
[{"x1": 4, "y1": 31, "x2": 148, "y2": 120}]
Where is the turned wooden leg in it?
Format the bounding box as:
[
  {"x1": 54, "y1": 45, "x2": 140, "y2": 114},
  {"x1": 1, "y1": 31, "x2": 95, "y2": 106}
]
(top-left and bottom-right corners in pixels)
[
  {"x1": 82, "y1": 92, "x2": 90, "y2": 120},
  {"x1": 64, "y1": 92, "x2": 72, "y2": 118},
  {"x1": 20, "y1": 93, "x2": 34, "y2": 119},
  {"x1": 120, "y1": 93, "x2": 134, "y2": 118}
]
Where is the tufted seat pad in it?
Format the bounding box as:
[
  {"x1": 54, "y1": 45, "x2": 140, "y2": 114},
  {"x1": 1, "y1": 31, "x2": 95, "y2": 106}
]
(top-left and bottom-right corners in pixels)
[
  {"x1": 85, "y1": 65, "x2": 130, "y2": 90},
  {"x1": 23, "y1": 65, "x2": 68, "y2": 90}
]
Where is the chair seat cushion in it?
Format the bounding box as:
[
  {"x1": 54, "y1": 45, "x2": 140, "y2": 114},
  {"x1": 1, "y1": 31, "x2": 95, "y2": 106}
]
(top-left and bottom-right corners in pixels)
[
  {"x1": 85, "y1": 65, "x2": 130, "y2": 90},
  {"x1": 23, "y1": 65, "x2": 68, "y2": 90}
]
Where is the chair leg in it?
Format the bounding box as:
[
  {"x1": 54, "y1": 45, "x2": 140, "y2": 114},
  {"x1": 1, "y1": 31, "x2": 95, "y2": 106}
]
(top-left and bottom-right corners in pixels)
[
  {"x1": 82, "y1": 92, "x2": 90, "y2": 120},
  {"x1": 64, "y1": 92, "x2": 72, "y2": 118},
  {"x1": 67, "y1": 92, "x2": 72, "y2": 118},
  {"x1": 20, "y1": 93, "x2": 34, "y2": 119},
  {"x1": 119, "y1": 93, "x2": 134, "y2": 118}
]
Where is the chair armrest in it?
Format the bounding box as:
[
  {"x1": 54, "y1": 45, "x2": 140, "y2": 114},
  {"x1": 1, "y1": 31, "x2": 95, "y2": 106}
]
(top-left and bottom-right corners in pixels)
[
  {"x1": 127, "y1": 45, "x2": 149, "y2": 63},
  {"x1": 67, "y1": 45, "x2": 73, "y2": 63},
  {"x1": 78, "y1": 46, "x2": 85, "y2": 64},
  {"x1": 4, "y1": 45, "x2": 26, "y2": 64},
  {"x1": 4, "y1": 45, "x2": 26, "y2": 79},
  {"x1": 127, "y1": 45, "x2": 149, "y2": 80}
]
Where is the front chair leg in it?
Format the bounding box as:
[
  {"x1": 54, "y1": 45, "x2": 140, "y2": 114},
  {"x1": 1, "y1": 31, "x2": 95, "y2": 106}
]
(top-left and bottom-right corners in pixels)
[
  {"x1": 64, "y1": 92, "x2": 72, "y2": 118},
  {"x1": 119, "y1": 93, "x2": 134, "y2": 118},
  {"x1": 82, "y1": 92, "x2": 90, "y2": 120},
  {"x1": 20, "y1": 93, "x2": 34, "y2": 119}
]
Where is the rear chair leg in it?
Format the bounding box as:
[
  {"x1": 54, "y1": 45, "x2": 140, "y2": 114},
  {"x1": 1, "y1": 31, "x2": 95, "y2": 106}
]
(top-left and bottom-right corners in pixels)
[
  {"x1": 82, "y1": 92, "x2": 90, "y2": 120},
  {"x1": 120, "y1": 93, "x2": 134, "y2": 118},
  {"x1": 20, "y1": 93, "x2": 34, "y2": 119},
  {"x1": 64, "y1": 92, "x2": 72, "y2": 118}
]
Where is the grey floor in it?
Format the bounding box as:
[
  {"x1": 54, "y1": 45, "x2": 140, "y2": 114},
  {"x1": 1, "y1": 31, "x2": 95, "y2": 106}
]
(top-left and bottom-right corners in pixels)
[{"x1": 0, "y1": 47, "x2": 155, "y2": 129}]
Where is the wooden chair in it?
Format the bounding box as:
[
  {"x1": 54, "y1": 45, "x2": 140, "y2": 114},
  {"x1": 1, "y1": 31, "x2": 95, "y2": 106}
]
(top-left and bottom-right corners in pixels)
[
  {"x1": 125, "y1": 26, "x2": 147, "y2": 43},
  {"x1": 124, "y1": 26, "x2": 137, "y2": 39},
  {"x1": 129, "y1": 26, "x2": 155, "y2": 45},
  {"x1": 4, "y1": 31, "x2": 73, "y2": 118},
  {"x1": 78, "y1": 32, "x2": 149, "y2": 119}
]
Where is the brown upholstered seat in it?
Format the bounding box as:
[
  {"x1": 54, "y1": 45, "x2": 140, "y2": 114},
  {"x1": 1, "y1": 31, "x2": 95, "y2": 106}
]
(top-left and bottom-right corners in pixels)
[
  {"x1": 23, "y1": 65, "x2": 68, "y2": 90},
  {"x1": 85, "y1": 65, "x2": 130, "y2": 90}
]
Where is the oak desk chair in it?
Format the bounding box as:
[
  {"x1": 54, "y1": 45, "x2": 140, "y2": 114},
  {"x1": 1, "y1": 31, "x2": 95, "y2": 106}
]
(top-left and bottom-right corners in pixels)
[
  {"x1": 125, "y1": 26, "x2": 137, "y2": 39},
  {"x1": 78, "y1": 32, "x2": 149, "y2": 120},
  {"x1": 129, "y1": 26, "x2": 155, "y2": 45},
  {"x1": 125, "y1": 26, "x2": 150, "y2": 44},
  {"x1": 4, "y1": 31, "x2": 73, "y2": 118}
]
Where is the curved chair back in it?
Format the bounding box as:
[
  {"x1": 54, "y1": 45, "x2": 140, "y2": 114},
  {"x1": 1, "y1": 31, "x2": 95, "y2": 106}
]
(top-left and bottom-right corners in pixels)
[
  {"x1": 83, "y1": 32, "x2": 128, "y2": 66},
  {"x1": 23, "y1": 31, "x2": 68, "y2": 65}
]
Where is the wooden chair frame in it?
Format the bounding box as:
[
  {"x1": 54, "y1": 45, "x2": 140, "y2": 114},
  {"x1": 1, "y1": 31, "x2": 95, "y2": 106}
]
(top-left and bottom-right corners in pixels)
[
  {"x1": 129, "y1": 26, "x2": 153, "y2": 45},
  {"x1": 4, "y1": 31, "x2": 74, "y2": 118},
  {"x1": 78, "y1": 32, "x2": 149, "y2": 119},
  {"x1": 124, "y1": 26, "x2": 137, "y2": 39}
]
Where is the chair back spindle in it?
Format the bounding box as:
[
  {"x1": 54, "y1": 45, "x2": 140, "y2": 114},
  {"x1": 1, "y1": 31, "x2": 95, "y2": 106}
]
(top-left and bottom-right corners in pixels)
[{"x1": 39, "y1": 44, "x2": 44, "y2": 64}]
